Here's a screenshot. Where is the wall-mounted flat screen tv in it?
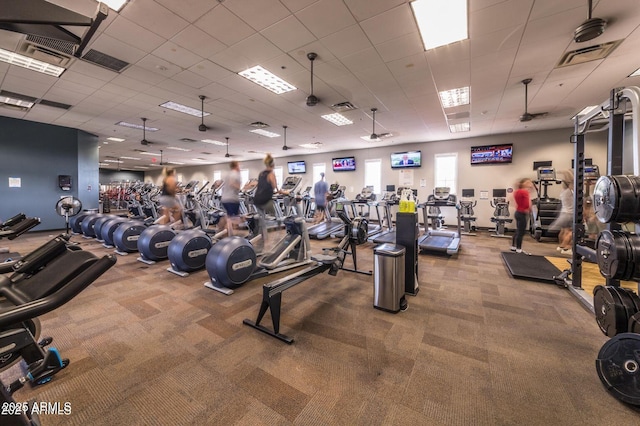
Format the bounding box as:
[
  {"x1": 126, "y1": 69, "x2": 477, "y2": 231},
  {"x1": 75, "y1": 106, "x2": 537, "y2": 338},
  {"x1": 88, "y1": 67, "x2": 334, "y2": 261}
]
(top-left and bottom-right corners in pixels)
[
  {"x1": 332, "y1": 157, "x2": 356, "y2": 172},
  {"x1": 287, "y1": 161, "x2": 306, "y2": 174},
  {"x1": 471, "y1": 144, "x2": 513, "y2": 165},
  {"x1": 391, "y1": 150, "x2": 421, "y2": 169}
]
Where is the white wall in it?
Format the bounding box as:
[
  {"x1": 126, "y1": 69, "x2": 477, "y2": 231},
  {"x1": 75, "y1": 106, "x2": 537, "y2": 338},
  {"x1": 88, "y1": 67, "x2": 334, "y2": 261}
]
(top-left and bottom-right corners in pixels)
[{"x1": 146, "y1": 128, "x2": 609, "y2": 228}]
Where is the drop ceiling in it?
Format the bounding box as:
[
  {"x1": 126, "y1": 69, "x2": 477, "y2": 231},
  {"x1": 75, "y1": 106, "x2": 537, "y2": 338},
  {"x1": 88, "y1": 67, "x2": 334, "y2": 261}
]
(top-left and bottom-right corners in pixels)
[{"x1": 0, "y1": 0, "x2": 639, "y2": 171}]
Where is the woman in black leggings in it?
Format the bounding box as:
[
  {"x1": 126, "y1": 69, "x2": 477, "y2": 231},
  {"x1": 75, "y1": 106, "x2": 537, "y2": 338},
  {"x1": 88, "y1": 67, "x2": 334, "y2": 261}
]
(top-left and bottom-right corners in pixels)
[{"x1": 511, "y1": 178, "x2": 534, "y2": 253}]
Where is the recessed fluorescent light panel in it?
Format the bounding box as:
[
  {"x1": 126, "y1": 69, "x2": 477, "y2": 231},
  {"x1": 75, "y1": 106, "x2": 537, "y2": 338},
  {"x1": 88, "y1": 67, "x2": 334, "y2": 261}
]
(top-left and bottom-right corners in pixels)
[
  {"x1": 159, "y1": 101, "x2": 210, "y2": 117},
  {"x1": 107, "y1": 137, "x2": 125, "y2": 142},
  {"x1": 321, "y1": 113, "x2": 353, "y2": 126},
  {"x1": 629, "y1": 68, "x2": 640, "y2": 77},
  {"x1": 133, "y1": 166, "x2": 150, "y2": 169},
  {"x1": 299, "y1": 143, "x2": 322, "y2": 149},
  {"x1": 120, "y1": 156, "x2": 141, "y2": 160},
  {"x1": 103, "y1": 159, "x2": 122, "y2": 163},
  {"x1": 238, "y1": 65, "x2": 296, "y2": 94},
  {"x1": 138, "y1": 151, "x2": 161, "y2": 156},
  {"x1": 101, "y1": 0, "x2": 128, "y2": 12},
  {"x1": 411, "y1": 0, "x2": 468, "y2": 50},
  {"x1": 191, "y1": 158, "x2": 207, "y2": 162},
  {"x1": 449, "y1": 122, "x2": 470, "y2": 133},
  {"x1": 0, "y1": 48, "x2": 66, "y2": 77},
  {"x1": 250, "y1": 129, "x2": 280, "y2": 138},
  {"x1": 439, "y1": 87, "x2": 470, "y2": 108},
  {"x1": 166, "y1": 161, "x2": 184, "y2": 165},
  {"x1": 201, "y1": 139, "x2": 228, "y2": 146},
  {"x1": 0, "y1": 95, "x2": 35, "y2": 109},
  {"x1": 115, "y1": 121, "x2": 159, "y2": 131},
  {"x1": 166, "y1": 146, "x2": 192, "y2": 152}
]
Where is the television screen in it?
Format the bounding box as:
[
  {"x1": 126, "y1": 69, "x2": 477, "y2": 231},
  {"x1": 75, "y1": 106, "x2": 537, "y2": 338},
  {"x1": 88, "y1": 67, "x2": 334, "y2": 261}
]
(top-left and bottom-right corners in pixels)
[
  {"x1": 332, "y1": 157, "x2": 356, "y2": 172},
  {"x1": 287, "y1": 161, "x2": 306, "y2": 174},
  {"x1": 471, "y1": 144, "x2": 513, "y2": 165},
  {"x1": 391, "y1": 151, "x2": 421, "y2": 169}
]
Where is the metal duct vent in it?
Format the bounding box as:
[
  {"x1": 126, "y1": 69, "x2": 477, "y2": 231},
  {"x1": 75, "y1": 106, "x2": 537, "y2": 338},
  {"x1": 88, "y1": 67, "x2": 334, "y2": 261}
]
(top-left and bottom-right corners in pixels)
[
  {"x1": 179, "y1": 138, "x2": 198, "y2": 142},
  {"x1": 17, "y1": 39, "x2": 72, "y2": 66},
  {"x1": 331, "y1": 101, "x2": 357, "y2": 112},
  {"x1": 38, "y1": 99, "x2": 72, "y2": 110},
  {"x1": 81, "y1": 49, "x2": 130, "y2": 72},
  {"x1": 446, "y1": 111, "x2": 470, "y2": 121},
  {"x1": 249, "y1": 121, "x2": 269, "y2": 128},
  {"x1": 0, "y1": 90, "x2": 38, "y2": 103},
  {"x1": 201, "y1": 151, "x2": 213, "y2": 155},
  {"x1": 556, "y1": 40, "x2": 623, "y2": 68},
  {"x1": 25, "y1": 34, "x2": 75, "y2": 56}
]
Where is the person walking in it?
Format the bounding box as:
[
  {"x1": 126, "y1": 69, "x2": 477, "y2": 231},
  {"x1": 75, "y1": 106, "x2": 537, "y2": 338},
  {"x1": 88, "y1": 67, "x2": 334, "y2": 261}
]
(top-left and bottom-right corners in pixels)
[
  {"x1": 551, "y1": 170, "x2": 575, "y2": 255},
  {"x1": 157, "y1": 168, "x2": 181, "y2": 225},
  {"x1": 312, "y1": 172, "x2": 329, "y2": 224},
  {"x1": 220, "y1": 160, "x2": 242, "y2": 237},
  {"x1": 511, "y1": 178, "x2": 534, "y2": 254}
]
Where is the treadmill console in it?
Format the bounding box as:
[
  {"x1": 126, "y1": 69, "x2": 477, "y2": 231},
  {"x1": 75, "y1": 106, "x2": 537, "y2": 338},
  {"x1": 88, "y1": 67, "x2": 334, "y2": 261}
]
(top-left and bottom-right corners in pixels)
[
  {"x1": 281, "y1": 176, "x2": 302, "y2": 191},
  {"x1": 537, "y1": 167, "x2": 556, "y2": 181},
  {"x1": 433, "y1": 187, "x2": 450, "y2": 200},
  {"x1": 241, "y1": 178, "x2": 258, "y2": 195}
]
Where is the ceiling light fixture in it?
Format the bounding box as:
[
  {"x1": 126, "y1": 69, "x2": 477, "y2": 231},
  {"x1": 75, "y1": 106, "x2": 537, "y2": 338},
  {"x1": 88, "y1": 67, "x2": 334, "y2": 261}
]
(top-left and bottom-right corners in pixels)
[
  {"x1": 629, "y1": 68, "x2": 640, "y2": 77},
  {"x1": 116, "y1": 121, "x2": 159, "y2": 131},
  {"x1": 160, "y1": 100, "x2": 210, "y2": 118},
  {"x1": 100, "y1": 0, "x2": 129, "y2": 11},
  {"x1": 0, "y1": 48, "x2": 66, "y2": 77},
  {"x1": 438, "y1": 87, "x2": 470, "y2": 108},
  {"x1": 166, "y1": 146, "x2": 192, "y2": 152},
  {"x1": 0, "y1": 95, "x2": 35, "y2": 109},
  {"x1": 107, "y1": 137, "x2": 125, "y2": 142},
  {"x1": 133, "y1": 166, "x2": 150, "y2": 169},
  {"x1": 321, "y1": 113, "x2": 353, "y2": 126},
  {"x1": 138, "y1": 151, "x2": 162, "y2": 156},
  {"x1": 299, "y1": 142, "x2": 322, "y2": 149},
  {"x1": 449, "y1": 122, "x2": 470, "y2": 133},
  {"x1": 238, "y1": 65, "x2": 296, "y2": 94},
  {"x1": 201, "y1": 139, "x2": 227, "y2": 146},
  {"x1": 411, "y1": 0, "x2": 468, "y2": 50},
  {"x1": 119, "y1": 156, "x2": 141, "y2": 160},
  {"x1": 250, "y1": 128, "x2": 280, "y2": 138}
]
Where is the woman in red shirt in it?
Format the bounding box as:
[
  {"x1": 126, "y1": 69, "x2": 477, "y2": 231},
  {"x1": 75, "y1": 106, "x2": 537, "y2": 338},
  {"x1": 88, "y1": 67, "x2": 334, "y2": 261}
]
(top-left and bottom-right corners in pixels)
[{"x1": 511, "y1": 178, "x2": 534, "y2": 253}]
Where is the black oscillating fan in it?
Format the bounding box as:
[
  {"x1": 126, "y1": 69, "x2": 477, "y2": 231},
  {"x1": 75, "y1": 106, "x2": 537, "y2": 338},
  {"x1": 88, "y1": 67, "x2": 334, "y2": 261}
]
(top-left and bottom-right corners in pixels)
[{"x1": 55, "y1": 197, "x2": 82, "y2": 237}]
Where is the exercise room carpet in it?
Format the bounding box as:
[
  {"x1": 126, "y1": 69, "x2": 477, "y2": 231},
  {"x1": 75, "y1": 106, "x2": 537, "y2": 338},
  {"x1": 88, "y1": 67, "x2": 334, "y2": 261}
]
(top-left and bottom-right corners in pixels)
[
  {"x1": 2, "y1": 229, "x2": 639, "y2": 425},
  {"x1": 501, "y1": 252, "x2": 562, "y2": 284}
]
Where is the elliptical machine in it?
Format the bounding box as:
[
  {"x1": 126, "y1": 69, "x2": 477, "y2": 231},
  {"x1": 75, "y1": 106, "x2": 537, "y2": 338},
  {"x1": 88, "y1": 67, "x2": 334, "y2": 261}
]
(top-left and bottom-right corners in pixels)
[
  {"x1": 490, "y1": 189, "x2": 513, "y2": 238},
  {"x1": 530, "y1": 166, "x2": 562, "y2": 241},
  {"x1": 459, "y1": 189, "x2": 477, "y2": 236}
]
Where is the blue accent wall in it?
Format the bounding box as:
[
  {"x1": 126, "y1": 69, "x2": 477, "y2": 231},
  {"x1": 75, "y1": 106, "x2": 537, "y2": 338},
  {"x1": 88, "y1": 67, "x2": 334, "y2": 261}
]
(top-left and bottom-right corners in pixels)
[{"x1": 0, "y1": 116, "x2": 99, "y2": 231}]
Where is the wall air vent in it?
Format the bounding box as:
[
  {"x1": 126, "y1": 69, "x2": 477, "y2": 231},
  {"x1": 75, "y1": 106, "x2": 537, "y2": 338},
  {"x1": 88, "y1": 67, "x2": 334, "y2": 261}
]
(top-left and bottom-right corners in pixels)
[
  {"x1": 556, "y1": 40, "x2": 623, "y2": 68},
  {"x1": 179, "y1": 138, "x2": 198, "y2": 142},
  {"x1": 38, "y1": 99, "x2": 72, "y2": 110},
  {"x1": 17, "y1": 38, "x2": 72, "y2": 67},
  {"x1": 249, "y1": 121, "x2": 269, "y2": 128},
  {"x1": 331, "y1": 101, "x2": 357, "y2": 112},
  {"x1": 81, "y1": 49, "x2": 130, "y2": 73},
  {"x1": 25, "y1": 34, "x2": 75, "y2": 56}
]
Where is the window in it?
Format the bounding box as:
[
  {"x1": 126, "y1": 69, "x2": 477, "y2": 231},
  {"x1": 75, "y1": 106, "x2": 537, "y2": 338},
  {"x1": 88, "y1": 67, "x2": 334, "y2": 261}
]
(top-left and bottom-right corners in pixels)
[
  {"x1": 274, "y1": 166, "x2": 283, "y2": 189},
  {"x1": 364, "y1": 159, "x2": 382, "y2": 195},
  {"x1": 312, "y1": 163, "x2": 326, "y2": 182},
  {"x1": 213, "y1": 170, "x2": 221, "y2": 182},
  {"x1": 434, "y1": 153, "x2": 457, "y2": 194},
  {"x1": 240, "y1": 169, "x2": 249, "y2": 187}
]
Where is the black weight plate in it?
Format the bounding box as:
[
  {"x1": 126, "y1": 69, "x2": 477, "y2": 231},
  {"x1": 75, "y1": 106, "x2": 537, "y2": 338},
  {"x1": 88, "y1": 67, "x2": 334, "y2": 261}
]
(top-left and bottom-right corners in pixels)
[
  {"x1": 596, "y1": 332, "x2": 640, "y2": 406},
  {"x1": 627, "y1": 290, "x2": 640, "y2": 314},
  {"x1": 611, "y1": 287, "x2": 638, "y2": 325},
  {"x1": 593, "y1": 285, "x2": 629, "y2": 337},
  {"x1": 628, "y1": 312, "x2": 640, "y2": 334},
  {"x1": 597, "y1": 231, "x2": 633, "y2": 280}
]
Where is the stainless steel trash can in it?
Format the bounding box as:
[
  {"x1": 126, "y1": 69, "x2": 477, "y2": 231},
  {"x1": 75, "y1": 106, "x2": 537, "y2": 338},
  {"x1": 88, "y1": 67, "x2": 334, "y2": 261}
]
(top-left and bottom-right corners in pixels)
[{"x1": 373, "y1": 243, "x2": 408, "y2": 313}]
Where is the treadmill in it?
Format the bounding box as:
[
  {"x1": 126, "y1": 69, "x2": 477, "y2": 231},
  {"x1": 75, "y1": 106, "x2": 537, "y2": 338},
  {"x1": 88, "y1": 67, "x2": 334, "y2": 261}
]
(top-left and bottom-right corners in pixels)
[
  {"x1": 417, "y1": 187, "x2": 461, "y2": 255},
  {"x1": 371, "y1": 187, "x2": 402, "y2": 244},
  {"x1": 307, "y1": 184, "x2": 346, "y2": 239},
  {"x1": 530, "y1": 166, "x2": 562, "y2": 241},
  {"x1": 335, "y1": 186, "x2": 383, "y2": 239}
]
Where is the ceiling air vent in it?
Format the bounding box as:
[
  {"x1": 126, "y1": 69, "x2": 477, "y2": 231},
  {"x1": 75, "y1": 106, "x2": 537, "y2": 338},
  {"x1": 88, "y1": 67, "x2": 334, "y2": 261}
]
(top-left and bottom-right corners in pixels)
[
  {"x1": 556, "y1": 40, "x2": 622, "y2": 68},
  {"x1": 249, "y1": 121, "x2": 269, "y2": 128},
  {"x1": 0, "y1": 90, "x2": 38, "y2": 103},
  {"x1": 38, "y1": 99, "x2": 72, "y2": 110},
  {"x1": 25, "y1": 34, "x2": 75, "y2": 56},
  {"x1": 179, "y1": 138, "x2": 198, "y2": 142},
  {"x1": 17, "y1": 38, "x2": 72, "y2": 67},
  {"x1": 331, "y1": 101, "x2": 357, "y2": 112},
  {"x1": 201, "y1": 151, "x2": 213, "y2": 155},
  {"x1": 81, "y1": 49, "x2": 130, "y2": 73},
  {"x1": 446, "y1": 111, "x2": 470, "y2": 121}
]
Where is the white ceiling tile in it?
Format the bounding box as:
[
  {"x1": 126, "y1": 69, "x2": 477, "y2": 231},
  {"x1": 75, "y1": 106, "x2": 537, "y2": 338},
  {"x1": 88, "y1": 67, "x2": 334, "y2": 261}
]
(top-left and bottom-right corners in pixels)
[
  {"x1": 209, "y1": 49, "x2": 255, "y2": 74},
  {"x1": 261, "y1": 15, "x2": 317, "y2": 53},
  {"x1": 470, "y1": 25, "x2": 524, "y2": 58},
  {"x1": 3, "y1": 73, "x2": 57, "y2": 98},
  {"x1": 360, "y1": 4, "x2": 416, "y2": 46},
  {"x1": 280, "y1": 0, "x2": 320, "y2": 13},
  {"x1": 224, "y1": 0, "x2": 291, "y2": 31},
  {"x1": 120, "y1": 0, "x2": 190, "y2": 39},
  {"x1": 151, "y1": 41, "x2": 203, "y2": 69},
  {"x1": 121, "y1": 65, "x2": 168, "y2": 85},
  {"x1": 227, "y1": 34, "x2": 283, "y2": 64},
  {"x1": 109, "y1": 74, "x2": 154, "y2": 92},
  {"x1": 103, "y1": 15, "x2": 165, "y2": 53},
  {"x1": 319, "y1": 25, "x2": 371, "y2": 59},
  {"x1": 470, "y1": 0, "x2": 532, "y2": 37},
  {"x1": 136, "y1": 54, "x2": 183, "y2": 78},
  {"x1": 155, "y1": 0, "x2": 217, "y2": 23},
  {"x1": 375, "y1": 32, "x2": 424, "y2": 63},
  {"x1": 344, "y1": 0, "x2": 407, "y2": 21},
  {"x1": 0, "y1": 29, "x2": 27, "y2": 51},
  {"x1": 195, "y1": 6, "x2": 255, "y2": 46},
  {"x1": 189, "y1": 60, "x2": 234, "y2": 83},
  {"x1": 68, "y1": 59, "x2": 118, "y2": 82},
  {"x1": 295, "y1": 0, "x2": 356, "y2": 39},
  {"x1": 88, "y1": 33, "x2": 147, "y2": 64},
  {"x1": 171, "y1": 70, "x2": 213, "y2": 89},
  {"x1": 340, "y1": 47, "x2": 384, "y2": 73},
  {"x1": 171, "y1": 26, "x2": 227, "y2": 58}
]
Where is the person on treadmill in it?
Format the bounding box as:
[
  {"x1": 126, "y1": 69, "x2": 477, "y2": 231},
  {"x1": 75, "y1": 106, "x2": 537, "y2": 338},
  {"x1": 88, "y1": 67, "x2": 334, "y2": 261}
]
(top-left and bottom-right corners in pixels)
[
  {"x1": 510, "y1": 178, "x2": 534, "y2": 254},
  {"x1": 221, "y1": 160, "x2": 242, "y2": 237},
  {"x1": 313, "y1": 172, "x2": 329, "y2": 224},
  {"x1": 157, "y1": 168, "x2": 181, "y2": 226},
  {"x1": 550, "y1": 170, "x2": 575, "y2": 255}
]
